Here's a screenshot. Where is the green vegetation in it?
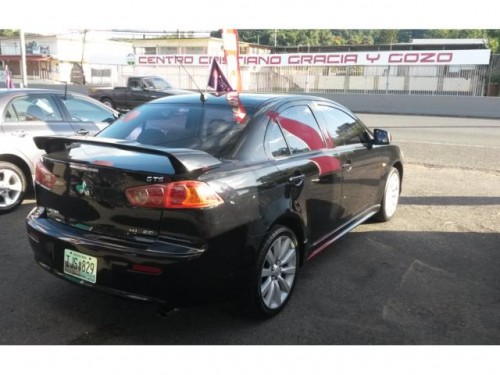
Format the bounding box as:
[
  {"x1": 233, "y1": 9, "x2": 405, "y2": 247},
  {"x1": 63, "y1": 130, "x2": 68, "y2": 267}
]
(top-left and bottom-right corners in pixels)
[
  {"x1": 0, "y1": 29, "x2": 19, "y2": 37},
  {"x1": 490, "y1": 66, "x2": 500, "y2": 84},
  {"x1": 230, "y1": 29, "x2": 500, "y2": 53},
  {"x1": 2, "y1": 29, "x2": 500, "y2": 53}
]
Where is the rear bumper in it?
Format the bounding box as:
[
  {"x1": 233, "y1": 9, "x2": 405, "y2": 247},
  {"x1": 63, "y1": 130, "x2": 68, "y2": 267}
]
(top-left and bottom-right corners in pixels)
[{"x1": 26, "y1": 207, "x2": 252, "y2": 306}]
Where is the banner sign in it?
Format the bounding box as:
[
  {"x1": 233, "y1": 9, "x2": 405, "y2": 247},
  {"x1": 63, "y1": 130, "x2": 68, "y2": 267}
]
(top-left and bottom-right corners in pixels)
[{"x1": 137, "y1": 49, "x2": 491, "y2": 67}]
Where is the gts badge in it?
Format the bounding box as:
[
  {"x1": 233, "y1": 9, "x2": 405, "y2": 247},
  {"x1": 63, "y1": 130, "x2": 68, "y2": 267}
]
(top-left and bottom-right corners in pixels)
[{"x1": 146, "y1": 176, "x2": 164, "y2": 183}]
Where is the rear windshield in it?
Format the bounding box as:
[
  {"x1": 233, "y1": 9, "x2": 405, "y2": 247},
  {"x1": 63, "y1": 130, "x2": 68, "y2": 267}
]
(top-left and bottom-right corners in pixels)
[{"x1": 98, "y1": 103, "x2": 253, "y2": 158}]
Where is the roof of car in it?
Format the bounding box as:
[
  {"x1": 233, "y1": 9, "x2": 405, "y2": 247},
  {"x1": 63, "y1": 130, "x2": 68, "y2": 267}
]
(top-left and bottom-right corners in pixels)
[
  {"x1": 0, "y1": 88, "x2": 85, "y2": 97},
  {"x1": 0, "y1": 88, "x2": 119, "y2": 115},
  {"x1": 150, "y1": 92, "x2": 338, "y2": 110}
]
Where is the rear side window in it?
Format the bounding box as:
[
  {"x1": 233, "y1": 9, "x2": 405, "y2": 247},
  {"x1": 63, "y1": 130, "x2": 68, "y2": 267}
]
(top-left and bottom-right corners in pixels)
[
  {"x1": 276, "y1": 105, "x2": 324, "y2": 155},
  {"x1": 128, "y1": 78, "x2": 142, "y2": 90},
  {"x1": 98, "y1": 103, "x2": 253, "y2": 157},
  {"x1": 265, "y1": 121, "x2": 290, "y2": 158},
  {"x1": 3, "y1": 95, "x2": 63, "y2": 122}
]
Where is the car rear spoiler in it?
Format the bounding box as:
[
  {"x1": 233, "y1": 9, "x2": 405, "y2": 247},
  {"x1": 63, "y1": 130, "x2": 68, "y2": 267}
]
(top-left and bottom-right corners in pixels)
[{"x1": 33, "y1": 136, "x2": 222, "y2": 172}]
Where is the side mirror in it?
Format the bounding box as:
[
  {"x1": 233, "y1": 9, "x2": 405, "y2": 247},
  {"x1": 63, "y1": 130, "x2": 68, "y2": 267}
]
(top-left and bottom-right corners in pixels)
[{"x1": 373, "y1": 129, "x2": 392, "y2": 145}]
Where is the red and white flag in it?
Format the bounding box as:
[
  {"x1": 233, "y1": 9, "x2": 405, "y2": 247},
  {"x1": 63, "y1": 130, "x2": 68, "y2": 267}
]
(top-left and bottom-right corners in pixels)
[{"x1": 221, "y1": 29, "x2": 246, "y2": 123}]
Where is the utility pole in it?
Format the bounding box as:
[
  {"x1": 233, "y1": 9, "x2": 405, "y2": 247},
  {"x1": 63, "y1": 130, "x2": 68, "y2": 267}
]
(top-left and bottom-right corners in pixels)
[
  {"x1": 19, "y1": 29, "x2": 28, "y2": 88},
  {"x1": 81, "y1": 29, "x2": 87, "y2": 84},
  {"x1": 80, "y1": 29, "x2": 87, "y2": 67}
]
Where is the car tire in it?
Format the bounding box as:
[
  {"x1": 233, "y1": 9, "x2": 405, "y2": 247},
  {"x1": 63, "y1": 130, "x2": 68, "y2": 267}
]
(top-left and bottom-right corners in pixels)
[
  {"x1": 101, "y1": 98, "x2": 115, "y2": 109},
  {"x1": 0, "y1": 162, "x2": 27, "y2": 214},
  {"x1": 374, "y1": 167, "x2": 400, "y2": 222},
  {"x1": 244, "y1": 225, "x2": 299, "y2": 318}
]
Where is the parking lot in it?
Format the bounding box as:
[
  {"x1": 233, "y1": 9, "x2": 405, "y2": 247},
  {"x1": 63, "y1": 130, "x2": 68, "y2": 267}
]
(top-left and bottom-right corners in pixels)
[{"x1": 0, "y1": 114, "x2": 499, "y2": 344}]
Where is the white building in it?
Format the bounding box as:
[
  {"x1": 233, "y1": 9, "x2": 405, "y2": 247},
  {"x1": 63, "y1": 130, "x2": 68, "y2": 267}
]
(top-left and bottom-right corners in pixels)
[
  {"x1": 0, "y1": 30, "x2": 270, "y2": 87},
  {"x1": 0, "y1": 30, "x2": 133, "y2": 84}
]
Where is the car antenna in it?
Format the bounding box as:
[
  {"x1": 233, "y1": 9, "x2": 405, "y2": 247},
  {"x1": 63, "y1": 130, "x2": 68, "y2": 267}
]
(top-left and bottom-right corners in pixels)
[
  {"x1": 64, "y1": 81, "x2": 68, "y2": 100},
  {"x1": 176, "y1": 58, "x2": 206, "y2": 103}
]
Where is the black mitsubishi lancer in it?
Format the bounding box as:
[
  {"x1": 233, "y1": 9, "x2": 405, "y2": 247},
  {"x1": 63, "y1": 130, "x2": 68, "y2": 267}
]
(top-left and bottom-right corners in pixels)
[{"x1": 26, "y1": 92, "x2": 403, "y2": 317}]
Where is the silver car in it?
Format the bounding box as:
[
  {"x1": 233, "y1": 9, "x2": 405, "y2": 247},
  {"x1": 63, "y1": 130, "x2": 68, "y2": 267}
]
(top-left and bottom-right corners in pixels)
[{"x1": 0, "y1": 88, "x2": 120, "y2": 213}]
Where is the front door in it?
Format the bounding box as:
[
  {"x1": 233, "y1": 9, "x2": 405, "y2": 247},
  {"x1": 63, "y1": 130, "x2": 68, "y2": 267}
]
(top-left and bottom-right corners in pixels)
[{"x1": 314, "y1": 104, "x2": 384, "y2": 225}]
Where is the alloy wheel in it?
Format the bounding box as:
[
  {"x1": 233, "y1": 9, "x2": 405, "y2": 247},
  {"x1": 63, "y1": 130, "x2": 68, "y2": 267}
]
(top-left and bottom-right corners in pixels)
[
  {"x1": 0, "y1": 168, "x2": 23, "y2": 209},
  {"x1": 384, "y1": 170, "x2": 400, "y2": 218},
  {"x1": 260, "y1": 234, "x2": 298, "y2": 310}
]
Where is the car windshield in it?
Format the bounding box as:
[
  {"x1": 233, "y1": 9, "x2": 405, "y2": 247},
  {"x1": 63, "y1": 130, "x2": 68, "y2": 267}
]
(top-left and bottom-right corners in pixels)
[
  {"x1": 143, "y1": 77, "x2": 173, "y2": 90},
  {"x1": 98, "y1": 103, "x2": 253, "y2": 158}
]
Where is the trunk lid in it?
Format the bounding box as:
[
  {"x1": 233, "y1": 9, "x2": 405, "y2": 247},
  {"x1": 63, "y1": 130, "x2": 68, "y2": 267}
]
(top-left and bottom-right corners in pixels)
[{"x1": 34, "y1": 136, "x2": 221, "y2": 240}]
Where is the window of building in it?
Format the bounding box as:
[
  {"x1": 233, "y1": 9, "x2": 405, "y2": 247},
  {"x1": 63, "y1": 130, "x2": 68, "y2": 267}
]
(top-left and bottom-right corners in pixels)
[
  {"x1": 158, "y1": 46, "x2": 178, "y2": 54},
  {"x1": 185, "y1": 47, "x2": 207, "y2": 54}
]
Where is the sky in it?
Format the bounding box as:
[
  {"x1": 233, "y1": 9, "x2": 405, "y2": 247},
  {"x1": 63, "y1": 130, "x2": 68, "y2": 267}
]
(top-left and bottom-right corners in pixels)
[{"x1": 4, "y1": 0, "x2": 500, "y2": 34}]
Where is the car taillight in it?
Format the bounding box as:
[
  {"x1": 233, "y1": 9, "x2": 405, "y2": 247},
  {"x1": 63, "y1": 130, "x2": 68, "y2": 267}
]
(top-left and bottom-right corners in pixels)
[
  {"x1": 125, "y1": 181, "x2": 223, "y2": 209},
  {"x1": 35, "y1": 161, "x2": 56, "y2": 190}
]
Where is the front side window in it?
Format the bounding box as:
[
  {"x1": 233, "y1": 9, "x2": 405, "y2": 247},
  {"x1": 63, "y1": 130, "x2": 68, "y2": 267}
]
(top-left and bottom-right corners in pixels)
[
  {"x1": 276, "y1": 105, "x2": 324, "y2": 155},
  {"x1": 317, "y1": 105, "x2": 368, "y2": 147},
  {"x1": 3, "y1": 95, "x2": 63, "y2": 122}
]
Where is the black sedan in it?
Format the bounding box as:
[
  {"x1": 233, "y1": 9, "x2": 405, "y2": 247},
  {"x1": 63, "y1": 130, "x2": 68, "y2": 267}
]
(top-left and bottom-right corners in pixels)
[{"x1": 26, "y1": 93, "x2": 403, "y2": 317}]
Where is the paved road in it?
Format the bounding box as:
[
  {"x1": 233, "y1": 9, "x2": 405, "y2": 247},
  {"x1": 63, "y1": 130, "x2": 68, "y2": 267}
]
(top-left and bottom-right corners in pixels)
[
  {"x1": 359, "y1": 114, "x2": 500, "y2": 172},
  {"x1": 0, "y1": 115, "x2": 499, "y2": 345}
]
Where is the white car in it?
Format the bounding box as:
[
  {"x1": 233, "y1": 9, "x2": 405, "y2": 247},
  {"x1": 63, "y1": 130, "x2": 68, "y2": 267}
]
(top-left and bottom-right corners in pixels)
[{"x1": 0, "y1": 88, "x2": 120, "y2": 213}]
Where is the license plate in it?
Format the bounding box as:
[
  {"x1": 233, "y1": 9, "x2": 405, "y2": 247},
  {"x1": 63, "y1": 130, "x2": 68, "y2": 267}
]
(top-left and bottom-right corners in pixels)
[{"x1": 63, "y1": 249, "x2": 97, "y2": 284}]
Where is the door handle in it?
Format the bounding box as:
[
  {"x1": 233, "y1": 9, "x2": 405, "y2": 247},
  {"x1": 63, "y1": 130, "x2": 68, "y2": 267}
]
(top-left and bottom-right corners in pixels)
[
  {"x1": 76, "y1": 129, "x2": 90, "y2": 136},
  {"x1": 11, "y1": 130, "x2": 26, "y2": 137},
  {"x1": 288, "y1": 174, "x2": 305, "y2": 187},
  {"x1": 342, "y1": 160, "x2": 353, "y2": 172}
]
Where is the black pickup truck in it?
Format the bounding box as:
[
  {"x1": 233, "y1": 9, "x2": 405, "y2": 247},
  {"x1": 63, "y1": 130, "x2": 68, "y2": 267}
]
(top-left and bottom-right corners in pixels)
[{"x1": 88, "y1": 76, "x2": 191, "y2": 111}]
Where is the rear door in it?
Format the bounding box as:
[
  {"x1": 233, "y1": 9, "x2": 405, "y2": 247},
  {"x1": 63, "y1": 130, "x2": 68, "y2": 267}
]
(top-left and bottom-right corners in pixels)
[
  {"x1": 1, "y1": 93, "x2": 74, "y2": 169},
  {"x1": 267, "y1": 101, "x2": 344, "y2": 245}
]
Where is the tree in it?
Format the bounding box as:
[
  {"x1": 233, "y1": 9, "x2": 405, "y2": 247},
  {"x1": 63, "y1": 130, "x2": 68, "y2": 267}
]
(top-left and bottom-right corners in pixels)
[
  {"x1": 424, "y1": 29, "x2": 487, "y2": 39},
  {"x1": 486, "y1": 30, "x2": 500, "y2": 53},
  {"x1": 228, "y1": 29, "x2": 500, "y2": 50},
  {"x1": 237, "y1": 30, "x2": 273, "y2": 45},
  {"x1": 0, "y1": 29, "x2": 19, "y2": 37},
  {"x1": 376, "y1": 30, "x2": 400, "y2": 44}
]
